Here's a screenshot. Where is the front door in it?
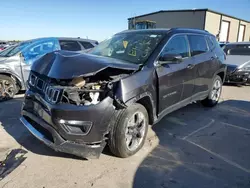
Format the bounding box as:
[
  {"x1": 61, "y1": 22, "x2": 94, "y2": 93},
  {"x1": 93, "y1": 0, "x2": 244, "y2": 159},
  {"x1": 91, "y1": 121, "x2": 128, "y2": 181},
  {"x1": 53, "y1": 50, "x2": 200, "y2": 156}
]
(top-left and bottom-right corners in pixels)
[{"x1": 156, "y1": 35, "x2": 195, "y2": 114}]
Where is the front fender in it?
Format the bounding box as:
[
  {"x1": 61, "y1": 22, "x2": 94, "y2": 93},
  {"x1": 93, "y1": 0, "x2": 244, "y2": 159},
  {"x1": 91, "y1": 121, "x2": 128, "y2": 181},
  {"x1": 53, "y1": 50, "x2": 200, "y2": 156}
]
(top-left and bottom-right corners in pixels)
[{"x1": 115, "y1": 68, "x2": 158, "y2": 123}]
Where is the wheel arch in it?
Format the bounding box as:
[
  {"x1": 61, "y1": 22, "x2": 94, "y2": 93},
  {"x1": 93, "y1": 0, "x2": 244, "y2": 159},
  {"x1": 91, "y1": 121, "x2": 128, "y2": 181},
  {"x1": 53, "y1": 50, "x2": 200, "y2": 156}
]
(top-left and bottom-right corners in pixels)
[
  {"x1": 0, "y1": 71, "x2": 23, "y2": 90},
  {"x1": 125, "y1": 92, "x2": 157, "y2": 125},
  {"x1": 217, "y1": 71, "x2": 225, "y2": 82}
]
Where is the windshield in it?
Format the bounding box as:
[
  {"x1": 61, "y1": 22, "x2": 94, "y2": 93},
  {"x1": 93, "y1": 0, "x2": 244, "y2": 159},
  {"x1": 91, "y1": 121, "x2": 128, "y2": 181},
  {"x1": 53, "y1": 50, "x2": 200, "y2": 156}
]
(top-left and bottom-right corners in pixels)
[
  {"x1": 224, "y1": 44, "x2": 250, "y2": 56},
  {"x1": 0, "y1": 41, "x2": 31, "y2": 57},
  {"x1": 89, "y1": 33, "x2": 163, "y2": 64}
]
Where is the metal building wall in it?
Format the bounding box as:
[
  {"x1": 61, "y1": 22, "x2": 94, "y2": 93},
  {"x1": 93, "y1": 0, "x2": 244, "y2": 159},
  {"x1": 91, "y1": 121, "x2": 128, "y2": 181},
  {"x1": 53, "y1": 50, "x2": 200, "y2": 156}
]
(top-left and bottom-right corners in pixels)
[
  {"x1": 128, "y1": 9, "x2": 250, "y2": 42},
  {"x1": 204, "y1": 11, "x2": 221, "y2": 36},
  {"x1": 128, "y1": 11, "x2": 206, "y2": 30},
  {"x1": 240, "y1": 20, "x2": 250, "y2": 41},
  {"x1": 205, "y1": 10, "x2": 250, "y2": 42}
]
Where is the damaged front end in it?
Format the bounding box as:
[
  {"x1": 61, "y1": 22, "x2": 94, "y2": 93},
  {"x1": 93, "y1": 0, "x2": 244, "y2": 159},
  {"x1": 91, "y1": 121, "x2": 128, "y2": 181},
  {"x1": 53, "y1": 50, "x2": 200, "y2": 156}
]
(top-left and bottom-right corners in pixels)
[
  {"x1": 59, "y1": 69, "x2": 129, "y2": 107},
  {"x1": 20, "y1": 51, "x2": 138, "y2": 159}
]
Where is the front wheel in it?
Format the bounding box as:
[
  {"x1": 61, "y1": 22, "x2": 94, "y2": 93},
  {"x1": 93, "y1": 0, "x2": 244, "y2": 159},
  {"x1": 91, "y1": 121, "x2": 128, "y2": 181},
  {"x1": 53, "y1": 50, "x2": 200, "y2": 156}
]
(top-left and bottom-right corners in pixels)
[
  {"x1": 0, "y1": 75, "x2": 18, "y2": 101},
  {"x1": 201, "y1": 75, "x2": 222, "y2": 107},
  {"x1": 108, "y1": 103, "x2": 149, "y2": 158}
]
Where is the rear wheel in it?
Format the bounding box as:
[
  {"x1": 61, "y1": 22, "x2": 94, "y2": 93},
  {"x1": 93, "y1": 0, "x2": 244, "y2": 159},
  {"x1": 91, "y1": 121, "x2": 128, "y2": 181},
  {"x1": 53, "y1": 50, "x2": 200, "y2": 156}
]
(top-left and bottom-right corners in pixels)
[
  {"x1": 108, "y1": 103, "x2": 149, "y2": 158},
  {"x1": 0, "y1": 75, "x2": 18, "y2": 101},
  {"x1": 201, "y1": 75, "x2": 222, "y2": 107}
]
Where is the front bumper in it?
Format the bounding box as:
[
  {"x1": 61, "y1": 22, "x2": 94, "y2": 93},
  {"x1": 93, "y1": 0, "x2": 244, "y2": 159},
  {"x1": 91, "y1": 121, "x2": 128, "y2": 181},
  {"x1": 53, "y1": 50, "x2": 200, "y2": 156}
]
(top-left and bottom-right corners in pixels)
[
  {"x1": 225, "y1": 70, "x2": 250, "y2": 84},
  {"x1": 20, "y1": 89, "x2": 116, "y2": 159}
]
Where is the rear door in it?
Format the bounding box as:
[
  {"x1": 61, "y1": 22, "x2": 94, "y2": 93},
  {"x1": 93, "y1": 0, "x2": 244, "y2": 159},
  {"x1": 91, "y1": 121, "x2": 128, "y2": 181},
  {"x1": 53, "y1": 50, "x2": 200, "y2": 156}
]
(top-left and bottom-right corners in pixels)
[
  {"x1": 156, "y1": 34, "x2": 195, "y2": 113},
  {"x1": 187, "y1": 34, "x2": 213, "y2": 96}
]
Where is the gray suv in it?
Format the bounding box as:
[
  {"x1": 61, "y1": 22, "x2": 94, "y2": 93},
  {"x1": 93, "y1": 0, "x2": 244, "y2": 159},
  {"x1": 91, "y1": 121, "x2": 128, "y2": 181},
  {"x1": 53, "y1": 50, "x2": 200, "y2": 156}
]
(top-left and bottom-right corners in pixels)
[
  {"x1": 0, "y1": 37, "x2": 98, "y2": 101},
  {"x1": 20, "y1": 28, "x2": 226, "y2": 159}
]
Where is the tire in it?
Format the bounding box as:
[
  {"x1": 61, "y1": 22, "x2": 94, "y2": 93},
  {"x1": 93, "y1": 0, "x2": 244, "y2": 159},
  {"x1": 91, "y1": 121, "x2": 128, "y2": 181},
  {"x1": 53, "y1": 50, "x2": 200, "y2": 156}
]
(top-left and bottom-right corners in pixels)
[
  {"x1": 108, "y1": 103, "x2": 149, "y2": 158},
  {"x1": 201, "y1": 75, "x2": 222, "y2": 107},
  {"x1": 0, "y1": 75, "x2": 18, "y2": 101}
]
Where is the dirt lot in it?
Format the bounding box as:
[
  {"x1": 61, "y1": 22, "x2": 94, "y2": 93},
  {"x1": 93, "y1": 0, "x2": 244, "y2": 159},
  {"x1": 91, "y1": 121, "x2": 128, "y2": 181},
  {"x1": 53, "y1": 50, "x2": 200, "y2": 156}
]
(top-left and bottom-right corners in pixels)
[{"x1": 0, "y1": 85, "x2": 250, "y2": 188}]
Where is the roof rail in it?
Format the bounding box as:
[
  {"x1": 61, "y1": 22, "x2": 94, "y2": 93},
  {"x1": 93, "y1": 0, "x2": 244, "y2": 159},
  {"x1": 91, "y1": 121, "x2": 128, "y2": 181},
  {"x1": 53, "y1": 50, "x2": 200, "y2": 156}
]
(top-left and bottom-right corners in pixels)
[{"x1": 170, "y1": 28, "x2": 209, "y2": 33}]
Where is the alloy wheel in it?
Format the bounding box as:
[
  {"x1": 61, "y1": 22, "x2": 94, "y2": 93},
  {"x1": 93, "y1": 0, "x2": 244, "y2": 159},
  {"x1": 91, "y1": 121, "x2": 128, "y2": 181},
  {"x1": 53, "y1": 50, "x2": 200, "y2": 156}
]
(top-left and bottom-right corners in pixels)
[
  {"x1": 211, "y1": 79, "x2": 222, "y2": 102},
  {"x1": 0, "y1": 79, "x2": 15, "y2": 101},
  {"x1": 125, "y1": 111, "x2": 146, "y2": 151}
]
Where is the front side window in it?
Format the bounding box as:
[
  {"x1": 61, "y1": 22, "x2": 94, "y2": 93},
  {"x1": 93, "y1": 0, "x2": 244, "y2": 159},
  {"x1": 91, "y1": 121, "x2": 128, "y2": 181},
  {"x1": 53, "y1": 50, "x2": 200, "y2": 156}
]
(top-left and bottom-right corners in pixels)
[
  {"x1": 188, "y1": 35, "x2": 208, "y2": 56},
  {"x1": 161, "y1": 35, "x2": 190, "y2": 58},
  {"x1": 59, "y1": 40, "x2": 82, "y2": 51},
  {"x1": 89, "y1": 33, "x2": 164, "y2": 64}
]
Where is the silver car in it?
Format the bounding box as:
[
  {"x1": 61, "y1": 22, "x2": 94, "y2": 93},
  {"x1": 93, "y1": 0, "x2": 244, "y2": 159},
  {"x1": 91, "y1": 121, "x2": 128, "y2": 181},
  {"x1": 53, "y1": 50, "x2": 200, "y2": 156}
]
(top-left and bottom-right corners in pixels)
[
  {"x1": 223, "y1": 42, "x2": 250, "y2": 84},
  {"x1": 0, "y1": 37, "x2": 98, "y2": 101}
]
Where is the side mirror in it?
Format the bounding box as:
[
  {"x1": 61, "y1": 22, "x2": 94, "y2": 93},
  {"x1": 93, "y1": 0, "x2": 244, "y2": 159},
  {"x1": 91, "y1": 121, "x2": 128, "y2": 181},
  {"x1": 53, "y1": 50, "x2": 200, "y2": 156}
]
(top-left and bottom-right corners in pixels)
[{"x1": 158, "y1": 53, "x2": 183, "y2": 64}]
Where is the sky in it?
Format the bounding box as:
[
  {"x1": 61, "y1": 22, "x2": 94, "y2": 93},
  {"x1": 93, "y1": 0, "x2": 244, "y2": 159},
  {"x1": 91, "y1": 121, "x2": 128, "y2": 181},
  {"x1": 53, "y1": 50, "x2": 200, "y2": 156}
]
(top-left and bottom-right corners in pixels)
[{"x1": 1, "y1": 0, "x2": 250, "y2": 41}]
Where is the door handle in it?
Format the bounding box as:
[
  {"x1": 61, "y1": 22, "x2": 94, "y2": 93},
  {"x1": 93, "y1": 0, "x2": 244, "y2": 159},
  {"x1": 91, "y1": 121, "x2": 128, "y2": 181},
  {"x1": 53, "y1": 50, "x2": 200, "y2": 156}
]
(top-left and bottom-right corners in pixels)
[{"x1": 187, "y1": 64, "x2": 195, "y2": 69}]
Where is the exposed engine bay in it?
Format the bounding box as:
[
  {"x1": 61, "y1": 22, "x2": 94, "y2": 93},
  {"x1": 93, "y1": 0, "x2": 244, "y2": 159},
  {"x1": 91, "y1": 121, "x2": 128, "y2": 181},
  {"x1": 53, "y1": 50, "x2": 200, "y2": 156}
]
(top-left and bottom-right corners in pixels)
[{"x1": 55, "y1": 68, "x2": 132, "y2": 106}]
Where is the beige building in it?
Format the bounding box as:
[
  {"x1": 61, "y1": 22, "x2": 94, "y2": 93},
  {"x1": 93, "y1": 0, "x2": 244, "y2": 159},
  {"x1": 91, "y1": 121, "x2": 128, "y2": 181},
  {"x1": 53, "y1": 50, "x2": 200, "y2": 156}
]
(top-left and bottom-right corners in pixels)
[{"x1": 128, "y1": 9, "x2": 250, "y2": 42}]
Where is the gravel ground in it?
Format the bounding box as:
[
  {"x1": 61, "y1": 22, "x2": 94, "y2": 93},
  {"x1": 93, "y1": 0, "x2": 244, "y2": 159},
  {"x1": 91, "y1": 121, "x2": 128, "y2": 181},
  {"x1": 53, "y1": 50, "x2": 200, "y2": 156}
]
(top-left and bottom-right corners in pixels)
[{"x1": 0, "y1": 85, "x2": 250, "y2": 188}]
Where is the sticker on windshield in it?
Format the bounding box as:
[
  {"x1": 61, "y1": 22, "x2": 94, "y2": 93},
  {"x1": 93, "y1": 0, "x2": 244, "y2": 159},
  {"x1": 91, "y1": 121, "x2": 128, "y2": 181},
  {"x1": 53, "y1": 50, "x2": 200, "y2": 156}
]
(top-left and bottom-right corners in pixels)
[
  {"x1": 128, "y1": 48, "x2": 136, "y2": 56},
  {"x1": 123, "y1": 41, "x2": 128, "y2": 48}
]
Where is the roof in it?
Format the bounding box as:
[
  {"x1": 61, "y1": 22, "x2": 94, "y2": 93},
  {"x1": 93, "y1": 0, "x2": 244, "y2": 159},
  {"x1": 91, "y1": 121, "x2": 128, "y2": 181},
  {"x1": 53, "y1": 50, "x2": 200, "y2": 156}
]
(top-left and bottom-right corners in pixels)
[
  {"x1": 118, "y1": 28, "x2": 210, "y2": 35},
  {"x1": 22, "y1": 37, "x2": 97, "y2": 43},
  {"x1": 56, "y1": 37, "x2": 98, "y2": 43},
  {"x1": 128, "y1": 8, "x2": 250, "y2": 23},
  {"x1": 118, "y1": 28, "x2": 170, "y2": 34}
]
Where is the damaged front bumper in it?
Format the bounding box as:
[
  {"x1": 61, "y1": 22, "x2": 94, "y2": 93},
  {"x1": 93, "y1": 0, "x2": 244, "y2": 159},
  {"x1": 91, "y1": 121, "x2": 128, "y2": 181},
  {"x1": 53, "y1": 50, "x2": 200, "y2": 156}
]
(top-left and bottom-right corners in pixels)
[{"x1": 20, "y1": 89, "x2": 116, "y2": 159}]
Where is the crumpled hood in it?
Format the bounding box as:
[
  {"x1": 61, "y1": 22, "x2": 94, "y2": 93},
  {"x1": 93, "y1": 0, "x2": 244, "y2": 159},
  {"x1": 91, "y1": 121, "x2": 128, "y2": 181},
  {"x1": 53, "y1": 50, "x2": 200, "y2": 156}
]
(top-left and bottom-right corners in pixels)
[{"x1": 32, "y1": 50, "x2": 140, "y2": 79}]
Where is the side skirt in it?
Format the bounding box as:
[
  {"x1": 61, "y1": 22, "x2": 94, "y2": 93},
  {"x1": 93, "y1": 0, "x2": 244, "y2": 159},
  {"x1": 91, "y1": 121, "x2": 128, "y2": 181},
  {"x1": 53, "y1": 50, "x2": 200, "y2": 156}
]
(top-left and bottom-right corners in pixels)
[{"x1": 154, "y1": 91, "x2": 208, "y2": 125}]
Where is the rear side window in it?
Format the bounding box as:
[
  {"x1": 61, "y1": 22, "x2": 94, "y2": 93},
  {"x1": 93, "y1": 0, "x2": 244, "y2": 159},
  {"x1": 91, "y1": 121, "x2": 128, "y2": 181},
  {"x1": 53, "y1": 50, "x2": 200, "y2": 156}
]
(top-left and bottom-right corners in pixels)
[
  {"x1": 161, "y1": 35, "x2": 190, "y2": 58},
  {"x1": 59, "y1": 40, "x2": 81, "y2": 51},
  {"x1": 188, "y1": 35, "x2": 208, "y2": 56},
  {"x1": 79, "y1": 41, "x2": 94, "y2": 49},
  {"x1": 206, "y1": 36, "x2": 214, "y2": 49}
]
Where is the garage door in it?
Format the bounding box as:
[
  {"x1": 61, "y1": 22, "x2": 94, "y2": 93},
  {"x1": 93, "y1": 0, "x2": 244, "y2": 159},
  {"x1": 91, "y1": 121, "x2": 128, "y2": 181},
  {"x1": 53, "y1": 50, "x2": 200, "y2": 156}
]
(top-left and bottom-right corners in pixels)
[
  {"x1": 220, "y1": 21, "x2": 230, "y2": 42},
  {"x1": 237, "y1": 25, "x2": 246, "y2": 42}
]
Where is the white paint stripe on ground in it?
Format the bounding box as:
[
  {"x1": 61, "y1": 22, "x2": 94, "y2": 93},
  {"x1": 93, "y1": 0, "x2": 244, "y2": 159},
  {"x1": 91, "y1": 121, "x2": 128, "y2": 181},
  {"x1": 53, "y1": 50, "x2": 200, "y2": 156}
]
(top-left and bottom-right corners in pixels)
[
  {"x1": 182, "y1": 119, "x2": 215, "y2": 140},
  {"x1": 186, "y1": 139, "x2": 250, "y2": 174},
  {"x1": 167, "y1": 117, "x2": 187, "y2": 126},
  {"x1": 221, "y1": 122, "x2": 250, "y2": 132}
]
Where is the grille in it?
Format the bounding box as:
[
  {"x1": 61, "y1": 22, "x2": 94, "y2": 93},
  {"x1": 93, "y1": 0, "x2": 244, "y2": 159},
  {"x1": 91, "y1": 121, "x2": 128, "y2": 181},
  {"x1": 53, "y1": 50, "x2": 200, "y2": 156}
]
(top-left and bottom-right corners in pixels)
[{"x1": 29, "y1": 73, "x2": 61, "y2": 104}]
